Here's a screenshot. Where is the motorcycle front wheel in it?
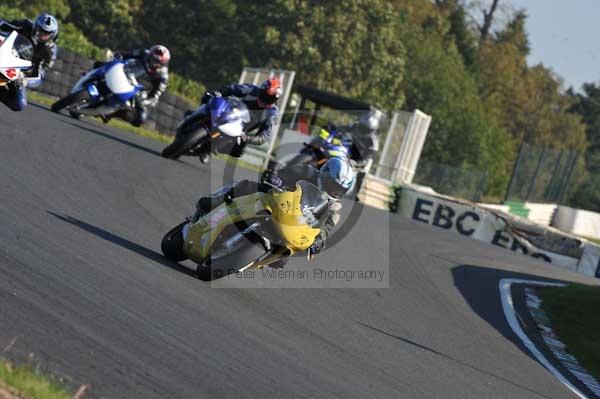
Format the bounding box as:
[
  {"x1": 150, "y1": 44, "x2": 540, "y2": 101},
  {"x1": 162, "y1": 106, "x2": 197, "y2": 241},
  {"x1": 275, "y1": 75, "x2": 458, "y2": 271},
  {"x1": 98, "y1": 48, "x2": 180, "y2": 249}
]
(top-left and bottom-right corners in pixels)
[
  {"x1": 161, "y1": 126, "x2": 208, "y2": 160},
  {"x1": 196, "y1": 226, "x2": 268, "y2": 281},
  {"x1": 51, "y1": 90, "x2": 89, "y2": 114}
]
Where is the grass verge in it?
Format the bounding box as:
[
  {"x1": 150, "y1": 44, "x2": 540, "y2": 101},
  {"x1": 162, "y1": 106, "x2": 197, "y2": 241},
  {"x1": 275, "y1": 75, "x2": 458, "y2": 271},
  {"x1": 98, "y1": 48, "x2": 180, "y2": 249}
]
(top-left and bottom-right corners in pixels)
[
  {"x1": 0, "y1": 359, "x2": 72, "y2": 399},
  {"x1": 536, "y1": 283, "x2": 600, "y2": 380}
]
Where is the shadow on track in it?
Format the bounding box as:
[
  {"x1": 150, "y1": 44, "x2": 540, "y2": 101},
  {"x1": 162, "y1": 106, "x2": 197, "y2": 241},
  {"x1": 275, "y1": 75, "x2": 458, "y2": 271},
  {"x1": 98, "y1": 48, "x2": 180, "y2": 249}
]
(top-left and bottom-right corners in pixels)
[
  {"x1": 56, "y1": 118, "x2": 205, "y2": 171},
  {"x1": 358, "y1": 321, "x2": 556, "y2": 399},
  {"x1": 59, "y1": 119, "x2": 164, "y2": 157},
  {"x1": 47, "y1": 211, "x2": 197, "y2": 278},
  {"x1": 29, "y1": 102, "x2": 50, "y2": 111}
]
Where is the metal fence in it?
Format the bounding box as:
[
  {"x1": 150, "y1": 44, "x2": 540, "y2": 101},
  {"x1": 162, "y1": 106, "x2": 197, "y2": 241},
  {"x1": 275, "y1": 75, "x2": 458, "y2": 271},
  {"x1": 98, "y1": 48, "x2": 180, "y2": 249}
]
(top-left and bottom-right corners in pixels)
[
  {"x1": 413, "y1": 160, "x2": 488, "y2": 201},
  {"x1": 505, "y1": 143, "x2": 579, "y2": 203}
]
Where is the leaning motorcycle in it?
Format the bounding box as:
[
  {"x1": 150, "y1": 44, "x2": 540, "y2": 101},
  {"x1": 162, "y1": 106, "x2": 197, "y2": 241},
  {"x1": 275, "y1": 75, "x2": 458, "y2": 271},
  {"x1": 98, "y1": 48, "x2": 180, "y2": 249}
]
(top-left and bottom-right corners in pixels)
[
  {"x1": 0, "y1": 31, "x2": 34, "y2": 91},
  {"x1": 50, "y1": 59, "x2": 143, "y2": 118},
  {"x1": 285, "y1": 125, "x2": 352, "y2": 169},
  {"x1": 161, "y1": 95, "x2": 250, "y2": 161},
  {"x1": 161, "y1": 180, "x2": 328, "y2": 280}
]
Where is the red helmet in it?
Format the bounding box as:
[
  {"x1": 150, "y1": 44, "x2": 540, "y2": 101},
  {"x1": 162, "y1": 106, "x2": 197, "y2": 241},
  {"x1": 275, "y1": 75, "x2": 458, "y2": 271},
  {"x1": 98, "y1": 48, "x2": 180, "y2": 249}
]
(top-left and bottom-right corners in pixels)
[
  {"x1": 146, "y1": 45, "x2": 170, "y2": 72},
  {"x1": 258, "y1": 78, "x2": 282, "y2": 108}
]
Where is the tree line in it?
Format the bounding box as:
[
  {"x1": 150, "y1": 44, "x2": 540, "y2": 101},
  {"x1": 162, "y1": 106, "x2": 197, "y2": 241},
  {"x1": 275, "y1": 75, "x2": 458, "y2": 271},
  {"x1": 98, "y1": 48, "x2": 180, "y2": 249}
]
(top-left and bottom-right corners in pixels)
[{"x1": 3, "y1": 0, "x2": 598, "y2": 209}]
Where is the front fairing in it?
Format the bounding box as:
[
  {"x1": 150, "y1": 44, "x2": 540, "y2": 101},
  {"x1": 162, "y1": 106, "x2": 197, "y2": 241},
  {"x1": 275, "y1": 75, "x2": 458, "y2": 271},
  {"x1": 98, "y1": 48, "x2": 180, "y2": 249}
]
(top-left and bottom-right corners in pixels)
[
  {"x1": 209, "y1": 96, "x2": 250, "y2": 138},
  {"x1": 183, "y1": 182, "x2": 324, "y2": 262},
  {"x1": 263, "y1": 181, "x2": 326, "y2": 251},
  {"x1": 183, "y1": 192, "x2": 267, "y2": 262},
  {"x1": 71, "y1": 60, "x2": 141, "y2": 103},
  {"x1": 0, "y1": 31, "x2": 33, "y2": 82}
]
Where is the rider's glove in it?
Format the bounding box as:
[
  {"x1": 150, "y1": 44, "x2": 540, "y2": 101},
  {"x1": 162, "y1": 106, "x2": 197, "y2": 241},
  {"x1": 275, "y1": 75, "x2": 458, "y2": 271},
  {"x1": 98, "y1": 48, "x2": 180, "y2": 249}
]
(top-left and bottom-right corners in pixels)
[
  {"x1": 15, "y1": 71, "x2": 27, "y2": 88},
  {"x1": 141, "y1": 98, "x2": 157, "y2": 108},
  {"x1": 201, "y1": 90, "x2": 221, "y2": 104},
  {"x1": 309, "y1": 236, "x2": 324, "y2": 256},
  {"x1": 260, "y1": 170, "x2": 282, "y2": 189}
]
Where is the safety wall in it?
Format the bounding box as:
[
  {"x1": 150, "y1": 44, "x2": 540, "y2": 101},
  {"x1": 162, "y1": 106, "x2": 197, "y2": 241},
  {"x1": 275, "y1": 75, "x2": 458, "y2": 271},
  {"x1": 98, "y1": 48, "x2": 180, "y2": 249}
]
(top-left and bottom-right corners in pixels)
[
  {"x1": 553, "y1": 206, "x2": 600, "y2": 241},
  {"x1": 394, "y1": 184, "x2": 600, "y2": 278},
  {"x1": 32, "y1": 48, "x2": 192, "y2": 135}
]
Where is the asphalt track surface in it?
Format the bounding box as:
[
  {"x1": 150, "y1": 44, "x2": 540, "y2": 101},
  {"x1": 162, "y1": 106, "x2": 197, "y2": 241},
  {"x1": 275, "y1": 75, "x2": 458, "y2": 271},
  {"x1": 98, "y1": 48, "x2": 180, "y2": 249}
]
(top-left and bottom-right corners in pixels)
[{"x1": 0, "y1": 103, "x2": 599, "y2": 399}]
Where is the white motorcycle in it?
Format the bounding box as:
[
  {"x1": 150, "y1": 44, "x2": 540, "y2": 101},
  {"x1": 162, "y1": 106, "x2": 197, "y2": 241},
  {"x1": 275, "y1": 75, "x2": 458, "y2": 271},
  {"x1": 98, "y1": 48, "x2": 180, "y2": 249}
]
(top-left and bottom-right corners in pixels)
[{"x1": 0, "y1": 30, "x2": 34, "y2": 91}]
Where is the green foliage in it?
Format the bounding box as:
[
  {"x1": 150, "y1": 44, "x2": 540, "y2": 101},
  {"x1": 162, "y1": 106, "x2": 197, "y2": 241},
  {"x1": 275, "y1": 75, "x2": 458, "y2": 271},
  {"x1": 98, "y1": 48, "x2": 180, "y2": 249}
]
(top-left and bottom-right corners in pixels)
[
  {"x1": 67, "y1": 0, "x2": 142, "y2": 49},
  {"x1": 399, "y1": 6, "x2": 513, "y2": 196},
  {"x1": 2, "y1": 0, "x2": 70, "y2": 19},
  {"x1": 243, "y1": 0, "x2": 406, "y2": 110},
  {"x1": 567, "y1": 83, "x2": 600, "y2": 211}
]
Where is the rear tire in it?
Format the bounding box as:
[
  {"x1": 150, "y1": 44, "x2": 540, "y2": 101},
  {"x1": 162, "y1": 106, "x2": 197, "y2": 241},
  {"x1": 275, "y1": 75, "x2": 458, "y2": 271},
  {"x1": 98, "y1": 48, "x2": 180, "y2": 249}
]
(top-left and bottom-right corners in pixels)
[
  {"x1": 161, "y1": 126, "x2": 208, "y2": 160},
  {"x1": 51, "y1": 90, "x2": 89, "y2": 114},
  {"x1": 161, "y1": 222, "x2": 188, "y2": 262}
]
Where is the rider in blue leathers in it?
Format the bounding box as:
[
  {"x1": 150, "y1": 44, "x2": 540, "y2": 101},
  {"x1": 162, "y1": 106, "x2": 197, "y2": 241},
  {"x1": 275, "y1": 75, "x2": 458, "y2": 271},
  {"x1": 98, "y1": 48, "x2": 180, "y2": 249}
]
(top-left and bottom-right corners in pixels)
[{"x1": 0, "y1": 13, "x2": 58, "y2": 111}]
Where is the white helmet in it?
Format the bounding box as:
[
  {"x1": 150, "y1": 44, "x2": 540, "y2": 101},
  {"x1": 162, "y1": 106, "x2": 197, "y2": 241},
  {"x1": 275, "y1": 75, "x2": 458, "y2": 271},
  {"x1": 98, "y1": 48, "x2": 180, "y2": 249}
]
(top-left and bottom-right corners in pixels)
[
  {"x1": 320, "y1": 157, "x2": 355, "y2": 199},
  {"x1": 358, "y1": 109, "x2": 383, "y2": 133}
]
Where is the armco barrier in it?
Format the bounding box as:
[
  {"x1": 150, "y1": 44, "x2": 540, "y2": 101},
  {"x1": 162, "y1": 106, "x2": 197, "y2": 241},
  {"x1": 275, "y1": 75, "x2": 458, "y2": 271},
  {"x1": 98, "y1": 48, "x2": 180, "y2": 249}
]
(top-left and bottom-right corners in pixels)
[
  {"x1": 394, "y1": 184, "x2": 600, "y2": 278},
  {"x1": 32, "y1": 48, "x2": 191, "y2": 136}
]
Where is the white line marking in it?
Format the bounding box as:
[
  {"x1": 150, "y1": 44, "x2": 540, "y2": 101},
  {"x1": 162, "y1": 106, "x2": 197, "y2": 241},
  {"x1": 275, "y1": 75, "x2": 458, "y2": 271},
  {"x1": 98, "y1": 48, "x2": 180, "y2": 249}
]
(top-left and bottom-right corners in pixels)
[{"x1": 499, "y1": 278, "x2": 589, "y2": 399}]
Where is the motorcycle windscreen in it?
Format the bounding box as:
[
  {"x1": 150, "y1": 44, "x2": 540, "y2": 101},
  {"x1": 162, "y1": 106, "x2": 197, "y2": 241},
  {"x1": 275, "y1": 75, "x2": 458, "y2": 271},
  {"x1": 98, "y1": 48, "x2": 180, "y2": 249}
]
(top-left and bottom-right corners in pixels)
[
  {"x1": 105, "y1": 63, "x2": 136, "y2": 97},
  {"x1": 0, "y1": 31, "x2": 32, "y2": 69},
  {"x1": 210, "y1": 96, "x2": 250, "y2": 134}
]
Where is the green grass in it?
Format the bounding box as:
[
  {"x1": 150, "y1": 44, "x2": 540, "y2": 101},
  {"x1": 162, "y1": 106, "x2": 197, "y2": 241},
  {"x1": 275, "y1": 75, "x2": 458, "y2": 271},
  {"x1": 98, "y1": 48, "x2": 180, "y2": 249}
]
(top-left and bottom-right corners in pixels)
[
  {"x1": 537, "y1": 283, "x2": 600, "y2": 380},
  {"x1": 0, "y1": 359, "x2": 72, "y2": 399}
]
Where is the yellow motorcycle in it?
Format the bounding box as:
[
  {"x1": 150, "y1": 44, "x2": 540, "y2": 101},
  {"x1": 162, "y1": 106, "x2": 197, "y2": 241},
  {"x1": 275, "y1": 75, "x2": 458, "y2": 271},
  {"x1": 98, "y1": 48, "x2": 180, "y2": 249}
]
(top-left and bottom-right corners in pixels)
[{"x1": 161, "y1": 180, "x2": 329, "y2": 280}]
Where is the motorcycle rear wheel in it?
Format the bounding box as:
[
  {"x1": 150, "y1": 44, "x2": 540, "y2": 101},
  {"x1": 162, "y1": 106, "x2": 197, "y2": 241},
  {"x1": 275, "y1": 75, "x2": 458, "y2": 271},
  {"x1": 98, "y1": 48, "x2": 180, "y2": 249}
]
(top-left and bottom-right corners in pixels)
[{"x1": 161, "y1": 222, "x2": 188, "y2": 262}]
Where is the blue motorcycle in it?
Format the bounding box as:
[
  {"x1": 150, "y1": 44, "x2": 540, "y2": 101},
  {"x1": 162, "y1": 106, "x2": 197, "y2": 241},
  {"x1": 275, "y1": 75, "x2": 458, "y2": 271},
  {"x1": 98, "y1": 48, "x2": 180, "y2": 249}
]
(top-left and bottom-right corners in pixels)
[
  {"x1": 286, "y1": 123, "x2": 352, "y2": 169},
  {"x1": 161, "y1": 94, "x2": 250, "y2": 161},
  {"x1": 51, "y1": 59, "x2": 143, "y2": 118}
]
